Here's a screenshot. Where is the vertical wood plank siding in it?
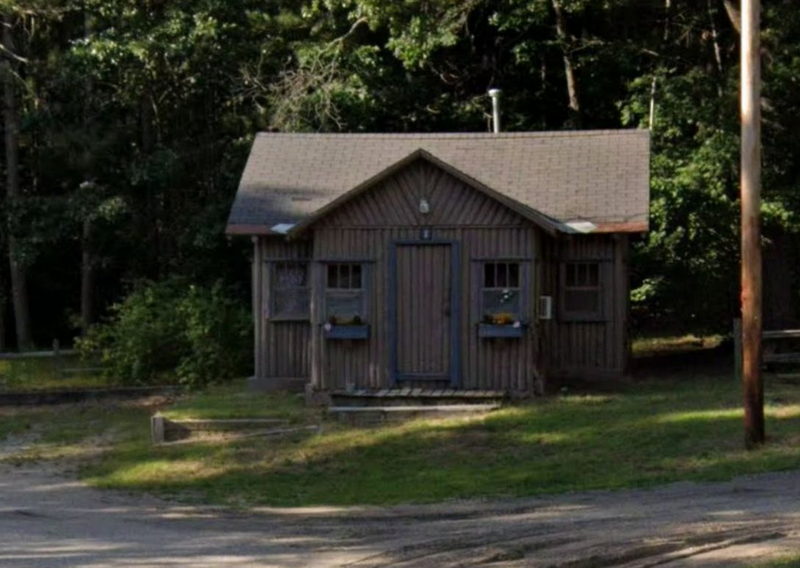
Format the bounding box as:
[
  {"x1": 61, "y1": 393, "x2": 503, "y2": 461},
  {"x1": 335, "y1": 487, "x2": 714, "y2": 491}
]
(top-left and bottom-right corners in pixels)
[
  {"x1": 543, "y1": 234, "x2": 629, "y2": 379},
  {"x1": 252, "y1": 237, "x2": 263, "y2": 379},
  {"x1": 310, "y1": 160, "x2": 539, "y2": 392},
  {"x1": 254, "y1": 238, "x2": 312, "y2": 381},
  {"x1": 395, "y1": 244, "x2": 451, "y2": 377},
  {"x1": 253, "y1": 159, "x2": 629, "y2": 390}
]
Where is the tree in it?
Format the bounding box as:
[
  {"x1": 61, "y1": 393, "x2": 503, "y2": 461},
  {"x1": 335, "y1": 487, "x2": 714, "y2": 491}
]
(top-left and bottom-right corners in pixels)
[
  {"x1": 2, "y1": 11, "x2": 32, "y2": 350},
  {"x1": 551, "y1": 0, "x2": 581, "y2": 127},
  {"x1": 0, "y1": 0, "x2": 799, "y2": 348}
]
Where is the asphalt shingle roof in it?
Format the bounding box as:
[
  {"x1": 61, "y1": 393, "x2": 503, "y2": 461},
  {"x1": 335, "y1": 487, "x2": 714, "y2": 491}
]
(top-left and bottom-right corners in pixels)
[{"x1": 226, "y1": 130, "x2": 650, "y2": 235}]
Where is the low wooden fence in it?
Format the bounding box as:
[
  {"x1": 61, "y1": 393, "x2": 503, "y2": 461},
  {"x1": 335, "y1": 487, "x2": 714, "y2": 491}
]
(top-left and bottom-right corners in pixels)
[
  {"x1": 733, "y1": 319, "x2": 800, "y2": 380},
  {"x1": 0, "y1": 385, "x2": 181, "y2": 406},
  {"x1": 0, "y1": 349, "x2": 76, "y2": 360},
  {"x1": 0, "y1": 340, "x2": 102, "y2": 379},
  {"x1": 150, "y1": 415, "x2": 319, "y2": 444}
]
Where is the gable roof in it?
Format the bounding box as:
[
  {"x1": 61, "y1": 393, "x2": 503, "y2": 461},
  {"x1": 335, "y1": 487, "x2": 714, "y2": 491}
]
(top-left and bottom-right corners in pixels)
[{"x1": 226, "y1": 130, "x2": 650, "y2": 236}]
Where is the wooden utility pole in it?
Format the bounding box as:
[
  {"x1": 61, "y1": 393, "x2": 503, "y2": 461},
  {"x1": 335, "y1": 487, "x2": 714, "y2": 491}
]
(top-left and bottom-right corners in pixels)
[{"x1": 740, "y1": 0, "x2": 764, "y2": 448}]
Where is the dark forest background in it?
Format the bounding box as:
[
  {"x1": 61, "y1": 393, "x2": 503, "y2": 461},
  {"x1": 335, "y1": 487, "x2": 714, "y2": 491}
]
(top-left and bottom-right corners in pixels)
[{"x1": 1, "y1": 0, "x2": 798, "y2": 352}]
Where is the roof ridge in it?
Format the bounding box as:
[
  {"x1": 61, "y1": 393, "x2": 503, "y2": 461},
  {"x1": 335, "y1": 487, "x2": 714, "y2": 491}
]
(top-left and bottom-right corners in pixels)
[{"x1": 255, "y1": 129, "x2": 648, "y2": 140}]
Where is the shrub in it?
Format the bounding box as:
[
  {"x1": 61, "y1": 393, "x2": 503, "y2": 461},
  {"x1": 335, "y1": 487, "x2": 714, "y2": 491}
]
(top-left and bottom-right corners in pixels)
[{"x1": 78, "y1": 279, "x2": 251, "y2": 388}]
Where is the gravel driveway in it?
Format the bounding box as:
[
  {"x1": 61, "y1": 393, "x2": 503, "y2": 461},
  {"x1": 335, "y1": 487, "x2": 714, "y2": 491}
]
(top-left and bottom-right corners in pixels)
[{"x1": 2, "y1": 454, "x2": 800, "y2": 568}]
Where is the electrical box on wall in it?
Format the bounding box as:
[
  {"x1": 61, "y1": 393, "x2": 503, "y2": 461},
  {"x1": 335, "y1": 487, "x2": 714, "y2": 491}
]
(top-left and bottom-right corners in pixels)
[{"x1": 538, "y1": 296, "x2": 553, "y2": 320}]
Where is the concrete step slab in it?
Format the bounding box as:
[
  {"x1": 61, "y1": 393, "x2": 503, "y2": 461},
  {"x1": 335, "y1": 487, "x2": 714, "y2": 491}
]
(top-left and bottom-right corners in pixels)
[
  {"x1": 330, "y1": 389, "x2": 507, "y2": 408},
  {"x1": 328, "y1": 403, "x2": 500, "y2": 426}
]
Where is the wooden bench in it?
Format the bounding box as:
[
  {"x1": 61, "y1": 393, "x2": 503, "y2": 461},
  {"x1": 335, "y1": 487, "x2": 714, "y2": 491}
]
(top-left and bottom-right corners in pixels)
[
  {"x1": 763, "y1": 329, "x2": 800, "y2": 366},
  {"x1": 734, "y1": 320, "x2": 800, "y2": 379}
]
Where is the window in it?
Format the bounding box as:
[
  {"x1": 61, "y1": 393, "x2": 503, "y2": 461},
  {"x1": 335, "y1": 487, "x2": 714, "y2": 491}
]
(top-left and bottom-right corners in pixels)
[
  {"x1": 562, "y1": 261, "x2": 603, "y2": 320},
  {"x1": 271, "y1": 261, "x2": 309, "y2": 319},
  {"x1": 326, "y1": 263, "x2": 365, "y2": 323},
  {"x1": 481, "y1": 262, "x2": 521, "y2": 322}
]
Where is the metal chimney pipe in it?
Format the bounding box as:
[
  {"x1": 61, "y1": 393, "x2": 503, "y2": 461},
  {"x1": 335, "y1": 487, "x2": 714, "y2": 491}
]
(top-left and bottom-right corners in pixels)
[{"x1": 488, "y1": 88, "x2": 502, "y2": 133}]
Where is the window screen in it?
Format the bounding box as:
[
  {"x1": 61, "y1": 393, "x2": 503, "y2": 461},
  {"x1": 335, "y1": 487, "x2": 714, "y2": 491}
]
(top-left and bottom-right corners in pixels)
[
  {"x1": 562, "y1": 261, "x2": 602, "y2": 319},
  {"x1": 326, "y1": 264, "x2": 365, "y2": 322},
  {"x1": 271, "y1": 262, "x2": 310, "y2": 319},
  {"x1": 482, "y1": 262, "x2": 521, "y2": 321}
]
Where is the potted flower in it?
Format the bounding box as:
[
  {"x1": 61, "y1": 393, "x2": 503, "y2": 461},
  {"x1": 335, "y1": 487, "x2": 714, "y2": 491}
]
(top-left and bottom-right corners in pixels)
[
  {"x1": 478, "y1": 312, "x2": 525, "y2": 338},
  {"x1": 323, "y1": 314, "x2": 370, "y2": 340}
]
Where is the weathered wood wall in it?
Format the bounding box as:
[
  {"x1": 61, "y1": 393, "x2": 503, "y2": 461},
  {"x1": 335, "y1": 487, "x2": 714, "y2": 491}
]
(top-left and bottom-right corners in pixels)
[
  {"x1": 309, "y1": 159, "x2": 540, "y2": 393},
  {"x1": 541, "y1": 234, "x2": 630, "y2": 380},
  {"x1": 252, "y1": 237, "x2": 312, "y2": 385},
  {"x1": 252, "y1": 158, "x2": 631, "y2": 392}
]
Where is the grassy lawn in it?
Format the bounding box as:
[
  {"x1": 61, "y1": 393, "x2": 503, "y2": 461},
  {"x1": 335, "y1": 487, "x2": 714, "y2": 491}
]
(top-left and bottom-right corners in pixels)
[
  {"x1": 754, "y1": 557, "x2": 800, "y2": 568},
  {"x1": 0, "y1": 356, "x2": 113, "y2": 391},
  {"x1": 161, "y1": 382, "x2": 313, "y2": 423},
  {"x1": 4, "y1": 366, "x2": 800, "y2": 508},
  {"x1": 631, "y1": 333, "x2": 724, "y2": 357}
]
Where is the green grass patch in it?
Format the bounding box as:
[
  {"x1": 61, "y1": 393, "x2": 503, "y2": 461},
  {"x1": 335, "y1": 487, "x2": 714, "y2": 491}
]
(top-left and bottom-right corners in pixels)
[
  {"x1": 0, "y1": 356, "x2": 113, "y2": 391},
  {"x1": 0, "y1": 400, "x2": 148, "y2": 465},
  {"x1": 752, "y1": 556, "x2": 800, "y2": 568},
  {"x1": 0, "y1": 408, "x2": 36, "y2": 440},
  {"x1": 161, "y1": 381, "x2": 312, "y2": 423},
  {"x1": 632, "y1": 333, "x2": 724, "y2": 357},
  {"x1": 7, "y1": 371, "x2": 800, "y2": 508},
  {"x1": 79, "y1": 372, "x2": 800, "y2": 507}
]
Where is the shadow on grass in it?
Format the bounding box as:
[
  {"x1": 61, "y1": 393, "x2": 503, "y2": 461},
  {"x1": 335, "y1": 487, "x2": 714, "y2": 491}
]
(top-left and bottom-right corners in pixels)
[
  {"x1": 77, "y1": 372, "x2": 800, "y2": 507},
  {"x1": 630, "y1": 340, "x2": 733, "y2": 379}
]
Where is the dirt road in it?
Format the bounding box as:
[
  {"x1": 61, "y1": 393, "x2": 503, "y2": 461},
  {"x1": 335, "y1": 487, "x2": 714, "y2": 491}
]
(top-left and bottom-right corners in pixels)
[{"x1": 1, "y1": 452, "x2": 799, "y2": 568}]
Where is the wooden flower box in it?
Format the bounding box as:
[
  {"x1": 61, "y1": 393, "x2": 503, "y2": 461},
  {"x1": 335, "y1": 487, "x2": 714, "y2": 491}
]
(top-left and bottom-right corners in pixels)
[
  {"x1": 324, "y1": 324, "x2": 370, "y2": 340},
  {"x1": 478, "y1": 323, "x2": 524, "y2": 338}
]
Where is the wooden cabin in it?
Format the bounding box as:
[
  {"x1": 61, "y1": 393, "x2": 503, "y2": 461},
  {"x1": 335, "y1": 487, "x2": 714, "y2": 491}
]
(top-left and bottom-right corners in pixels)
[{"x1": 226, "y1": 131, "x2": 650, "y2": 397}]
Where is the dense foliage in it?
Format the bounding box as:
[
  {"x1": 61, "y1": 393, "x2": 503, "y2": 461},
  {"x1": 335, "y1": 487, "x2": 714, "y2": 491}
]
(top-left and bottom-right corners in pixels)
[
  {"x1": 1, "y1": 1, "x2": 799, "y2": 355},
  {"x1": 77, "y1": 279, "x2": 251, "y2": 388}
]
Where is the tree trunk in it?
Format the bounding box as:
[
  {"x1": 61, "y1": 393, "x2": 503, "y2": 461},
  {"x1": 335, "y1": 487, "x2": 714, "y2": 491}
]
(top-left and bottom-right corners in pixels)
[
  {"x1": 139, "y1": 95, "x2": 162, "y2": 278},
  {"x1": 0, "y1": 280, "x2": 6, "y2": 352},
  {"x1": 648, "y1": 76, "x2": 657, "y2": 130},
  {"x1": 2, "y1": 16, "x2": 32, "y2": 351},
  {"x1": 79, "y1": 12, "x2": 95, "y2": 334},
  {"x1": 707, "y1": 0, "x2": 724, "y2": 76},
  {"x1": 723, "y1": 0, "x2": 741, "y2": 33},
  {"x1": 80, "y1": 218, "x2": 95, "y2": 333},
  {"x1": 648, "y1": 0, "x2": 671, "y2": 132},
  {"x1": 551, "y1": 0, "x2": 581, "y2": 127}
]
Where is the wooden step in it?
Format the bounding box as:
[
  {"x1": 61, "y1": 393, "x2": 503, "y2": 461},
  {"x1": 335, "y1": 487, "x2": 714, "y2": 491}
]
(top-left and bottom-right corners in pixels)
[
  {"x1": 151, "y1": 415, "x2": 292, "y2": 443},
  {"x1": 330, "y1": 389, "x2": 507, "y2": 407},
  {"x1": 328, "y1": 404, "x2": 500, "y2": 426}
]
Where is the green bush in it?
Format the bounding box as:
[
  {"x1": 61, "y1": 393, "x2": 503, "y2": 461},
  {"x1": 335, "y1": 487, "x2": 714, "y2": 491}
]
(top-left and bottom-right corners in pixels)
[{"x1": 78, "y1": 279, "x2": 251, "y2": 388}]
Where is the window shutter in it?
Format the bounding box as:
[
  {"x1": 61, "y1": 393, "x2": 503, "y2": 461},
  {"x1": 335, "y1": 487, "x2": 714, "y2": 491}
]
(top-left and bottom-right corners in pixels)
[
  {"x1": 263, "y1": 261, "x2": 271, "y2": 319},
  {"x1": 521, "y1": 261, "x2": 531, "y2": 322},
  {"x1": 601, "y1": 260, "x2": 613, "y2": 321}
]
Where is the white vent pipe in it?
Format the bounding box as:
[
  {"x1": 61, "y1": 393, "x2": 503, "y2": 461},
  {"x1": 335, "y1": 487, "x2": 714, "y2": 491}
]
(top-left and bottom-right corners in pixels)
[{"x1": 488, "y1": 88, "x2": 502, "y2": 133}]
